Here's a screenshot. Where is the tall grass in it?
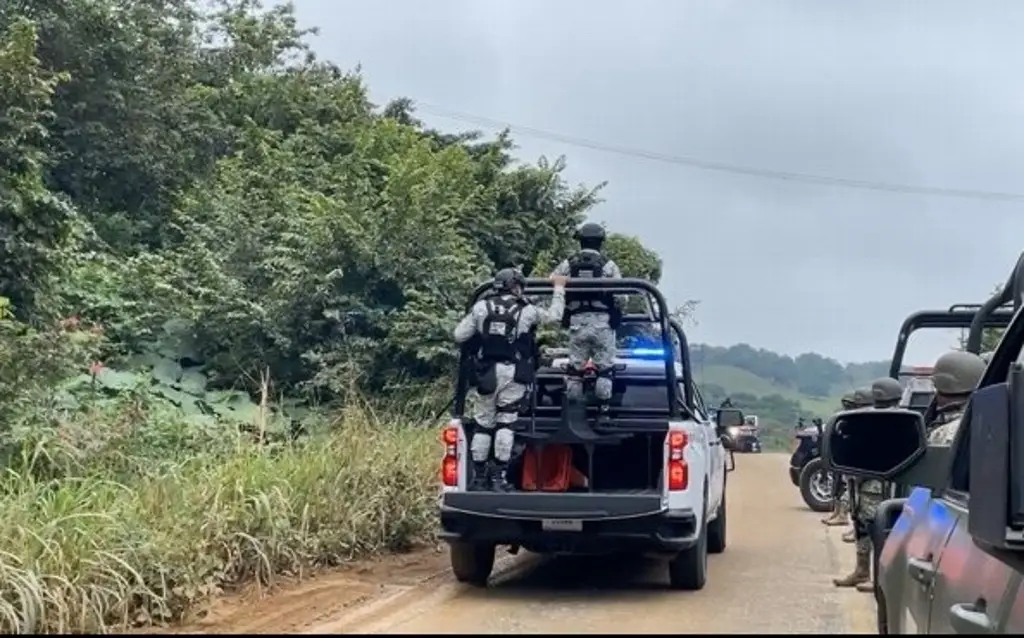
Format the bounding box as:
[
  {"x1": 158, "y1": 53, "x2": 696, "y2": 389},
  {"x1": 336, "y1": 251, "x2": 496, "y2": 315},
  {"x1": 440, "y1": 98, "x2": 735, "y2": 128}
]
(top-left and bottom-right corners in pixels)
[{"x1": 0, "y1": 403, "x2": 440, "y2": 634}]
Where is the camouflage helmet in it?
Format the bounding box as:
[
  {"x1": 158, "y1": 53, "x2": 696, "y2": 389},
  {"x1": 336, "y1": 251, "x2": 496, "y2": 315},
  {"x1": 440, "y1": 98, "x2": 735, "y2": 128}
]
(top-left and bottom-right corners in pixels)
[
  {"x1": 852, "y1": 386, "x2": 874, "y2": 407},
  {"x1": 932, "y1": 350, "x2": 986, "y2": 395},
  {"x1": 871, "y1": 377, "x2": 903, "y2": 406},
  {"x1": 840, "y1": 391, "x2": 856, "y2": 409}
]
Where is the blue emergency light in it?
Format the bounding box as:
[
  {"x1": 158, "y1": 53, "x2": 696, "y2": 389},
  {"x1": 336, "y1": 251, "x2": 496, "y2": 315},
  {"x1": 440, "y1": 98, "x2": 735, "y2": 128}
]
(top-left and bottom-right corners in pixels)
[{"x1": 625, "y1": 347, "x2": 666, "y2": 359}]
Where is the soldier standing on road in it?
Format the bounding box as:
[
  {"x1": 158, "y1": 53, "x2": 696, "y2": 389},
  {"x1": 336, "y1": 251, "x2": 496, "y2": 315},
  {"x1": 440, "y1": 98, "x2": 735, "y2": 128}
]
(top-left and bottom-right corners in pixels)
[
  {"x1": 926, "y1": 350, "x2": 986, "y2": 445},
  {"x1": 822, "y1": 389, "x2": 873, "y2": 526},
  {"x1": 838, "y1": 377, "x2": 903, "y2": 592},
  {"x1": 454, "y1": 269, "x2": 568, "y2": 491},
  {"x1": 550, "y1": 222, "x2": 623, "y2": 423}
]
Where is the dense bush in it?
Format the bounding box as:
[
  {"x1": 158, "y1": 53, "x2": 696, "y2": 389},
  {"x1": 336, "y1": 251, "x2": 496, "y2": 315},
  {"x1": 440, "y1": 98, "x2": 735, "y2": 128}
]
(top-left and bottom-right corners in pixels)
[{"x1": 0, "y1": 2, "x2": 668, "y2": 632}]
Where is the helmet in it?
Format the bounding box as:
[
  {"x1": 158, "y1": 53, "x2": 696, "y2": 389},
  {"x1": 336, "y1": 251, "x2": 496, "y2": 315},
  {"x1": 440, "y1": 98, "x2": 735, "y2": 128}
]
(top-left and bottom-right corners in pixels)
[
  {"x1": 575, "y1": 222, "x2": 606, "y2": 244},
  {"x1": 852, "y1": 387, "x2": 874, "y2": 408},
  {"x1": 492, "y1": 267, "x2": 525, "y2": 293},
  {"x1": 932, "y1": 350, "x2": 985, "y2": 395},
  {"x1": 870, "y1": 377, "x2": 903, "y2": 405},
  {"x1": 840, "y1": 391, "x2": 856, "y2": 409}
]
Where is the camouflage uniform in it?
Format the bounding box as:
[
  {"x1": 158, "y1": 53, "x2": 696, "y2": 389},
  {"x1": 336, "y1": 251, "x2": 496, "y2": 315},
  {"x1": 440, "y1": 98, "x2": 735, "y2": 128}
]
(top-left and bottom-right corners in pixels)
[
  {"x1": 842, "y1": 377, "x2": 903, "y2": 591},
  {"x1": 454, "y1": 273, "x2": 566, "y2": 490},
  {"x1": 551, "y1": 225, "x2": 623, "y2": 409},
  {"x1": 925, "y1": 350, "x2": 986, "y2": 446}
]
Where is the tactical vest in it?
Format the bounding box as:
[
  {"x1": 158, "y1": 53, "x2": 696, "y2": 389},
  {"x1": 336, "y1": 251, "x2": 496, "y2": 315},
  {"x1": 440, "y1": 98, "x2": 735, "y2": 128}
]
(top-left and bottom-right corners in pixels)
[
  {"x1": 479, "y1": 297, "x2": 526, "y2": 363},
  {"x1": 563, "y1": 251, "x2": 619, "y2": 327}
]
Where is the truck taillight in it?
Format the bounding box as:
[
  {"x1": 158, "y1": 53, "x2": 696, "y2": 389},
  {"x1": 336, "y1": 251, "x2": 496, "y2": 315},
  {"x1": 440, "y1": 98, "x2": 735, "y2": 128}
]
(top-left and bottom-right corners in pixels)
[
  {"x1": 667, "y1": 429, "x2": 688, "y2": 491},
  {"x1": 441, "y1": 424, "x2": 459, "y2": 487}
]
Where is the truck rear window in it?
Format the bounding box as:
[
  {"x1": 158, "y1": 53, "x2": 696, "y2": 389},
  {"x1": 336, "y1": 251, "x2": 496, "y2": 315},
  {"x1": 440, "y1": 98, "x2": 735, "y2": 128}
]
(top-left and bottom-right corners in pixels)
[{"x1": 618, "y1": 384, "x2": 672, "y2": 408}]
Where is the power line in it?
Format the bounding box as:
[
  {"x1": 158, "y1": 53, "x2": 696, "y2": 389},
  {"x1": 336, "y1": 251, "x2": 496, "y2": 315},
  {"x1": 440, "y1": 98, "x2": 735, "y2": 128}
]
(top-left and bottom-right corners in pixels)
[{"x1": 414, "y1": 102, "x2": 1024, "y2": 203}]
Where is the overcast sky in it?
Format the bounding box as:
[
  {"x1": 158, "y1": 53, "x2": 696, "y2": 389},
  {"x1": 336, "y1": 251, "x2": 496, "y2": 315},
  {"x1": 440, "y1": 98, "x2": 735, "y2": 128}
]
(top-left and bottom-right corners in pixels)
[{"x1": 290, "y1": 0, "x2": 1024, "y2": 364}]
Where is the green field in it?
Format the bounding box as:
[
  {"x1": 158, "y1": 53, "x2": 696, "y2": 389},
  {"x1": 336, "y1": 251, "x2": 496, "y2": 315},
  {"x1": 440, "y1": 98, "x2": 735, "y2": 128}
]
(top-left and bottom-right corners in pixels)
[{"x1": 696, "y1": 364, "x2": 852, "y2": 416}]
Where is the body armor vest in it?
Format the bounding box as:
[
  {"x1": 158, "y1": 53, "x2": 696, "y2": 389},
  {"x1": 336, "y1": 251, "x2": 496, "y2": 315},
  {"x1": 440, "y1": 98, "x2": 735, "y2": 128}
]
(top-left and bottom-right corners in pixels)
[{"x1": 563, "y1": 251, "x2": 619, "y2": 327}]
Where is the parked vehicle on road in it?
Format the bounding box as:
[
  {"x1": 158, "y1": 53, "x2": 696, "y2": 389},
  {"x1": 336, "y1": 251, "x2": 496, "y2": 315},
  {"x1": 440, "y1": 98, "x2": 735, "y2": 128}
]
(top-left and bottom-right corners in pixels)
[{"x1": 822, "y1": 254, "x2": 1024, "y2": 634}]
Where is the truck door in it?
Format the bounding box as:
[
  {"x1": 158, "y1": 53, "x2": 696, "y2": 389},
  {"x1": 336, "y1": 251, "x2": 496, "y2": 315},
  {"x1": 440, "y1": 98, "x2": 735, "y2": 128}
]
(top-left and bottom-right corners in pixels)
[
  {"x1": 690, "y1": 383, "x2": 723, "y2": 509},
  {"x1": 929, "y1": 502, "x2": 1021, "y2": 634},
  {"x1": 884, "y1": 487, "x2": 959, "y2": 633},
  {"x1": 1000, "y1": 575, "x2": 1024, "y2": 634}
]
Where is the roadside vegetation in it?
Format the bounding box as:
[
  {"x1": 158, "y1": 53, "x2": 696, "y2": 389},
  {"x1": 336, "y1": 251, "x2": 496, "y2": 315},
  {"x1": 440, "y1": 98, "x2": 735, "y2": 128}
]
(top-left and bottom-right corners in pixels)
[{"x1": 0, "y1": 0, "x2": 669, "y2": 632}]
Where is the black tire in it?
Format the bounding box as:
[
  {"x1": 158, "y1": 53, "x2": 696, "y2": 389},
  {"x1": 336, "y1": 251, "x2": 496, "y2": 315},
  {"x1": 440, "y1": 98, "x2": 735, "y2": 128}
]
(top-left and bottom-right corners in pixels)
[
  {"x1": 798, "y1": 457, "x2": 834, "y2": 513},
  {"x1": 707, "y1": 483, "x2": 727, "y2": 554},
  {"x1": 450, "y1": 541, "x2": 495, "y2": 587},
  {"x1": 668, "y1": 497, "x2": 708, "y2": 590}
]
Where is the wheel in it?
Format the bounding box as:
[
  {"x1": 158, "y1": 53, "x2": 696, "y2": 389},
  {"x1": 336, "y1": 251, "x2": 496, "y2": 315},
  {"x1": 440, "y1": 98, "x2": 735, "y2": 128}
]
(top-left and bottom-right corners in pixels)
[
  {"x1": 668, "y1": 497, "x2": 708, "y2": 590},
  {"x1": 798, "y1": 457, "x2": 834, "y2": 513},
  {"x1": 449, "y1": 541, "x2": 495, "y2": 586},
  {"x1": 707, "y1": 485, "x2": 727, "y2": 554}
]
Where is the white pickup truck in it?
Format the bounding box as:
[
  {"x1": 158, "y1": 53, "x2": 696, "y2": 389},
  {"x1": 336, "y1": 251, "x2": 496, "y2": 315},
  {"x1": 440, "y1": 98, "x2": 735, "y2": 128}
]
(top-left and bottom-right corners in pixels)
[{"x1": 437, "y1": 315, "x2": 733, "y2": 591}]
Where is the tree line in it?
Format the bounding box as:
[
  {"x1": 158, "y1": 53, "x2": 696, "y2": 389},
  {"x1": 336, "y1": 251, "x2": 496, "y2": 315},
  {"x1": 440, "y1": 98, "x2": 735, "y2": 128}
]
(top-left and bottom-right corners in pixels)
[
  {"x1": 1, "y1": 0, "x2": 668, "y2": 435},
  {"x1": 692, "y1": 343, "x2": 889, "y2": 398}
]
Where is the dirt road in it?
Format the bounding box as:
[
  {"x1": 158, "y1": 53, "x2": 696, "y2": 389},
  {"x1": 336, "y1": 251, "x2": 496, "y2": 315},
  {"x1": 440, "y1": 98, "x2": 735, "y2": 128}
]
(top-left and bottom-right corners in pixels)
[{"x1": 186, "y1": 453, "x2": 875, "y2": 634}]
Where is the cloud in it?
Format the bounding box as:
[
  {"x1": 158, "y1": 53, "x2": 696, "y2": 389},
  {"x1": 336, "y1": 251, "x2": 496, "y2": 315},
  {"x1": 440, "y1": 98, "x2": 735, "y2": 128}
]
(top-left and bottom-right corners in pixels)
[{"x1": 291, "y1": 0, "x2": 1024, "y2": 362}]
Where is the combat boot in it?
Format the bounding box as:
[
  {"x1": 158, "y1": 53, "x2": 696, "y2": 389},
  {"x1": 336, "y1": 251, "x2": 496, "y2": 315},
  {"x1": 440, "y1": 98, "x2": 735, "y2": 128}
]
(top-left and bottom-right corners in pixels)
[
  {"x1": 822, "y1": 500, "x2": 849, "y2": 526},
  {"x1": 842, "y1": 528, "x2": 856, "y2": 543},
  {"x1": 469, "y1": 462, "x2": 490, "y2": 491},
  {"x1": 855, "y1": 581, "x2": 875, "y2": 594},
  {"x1": 489, "y1": 462, "x2": 513, "y2": 492},
  {"x1": 833, "y1": 550, "x2": 870, "y2": 588}
]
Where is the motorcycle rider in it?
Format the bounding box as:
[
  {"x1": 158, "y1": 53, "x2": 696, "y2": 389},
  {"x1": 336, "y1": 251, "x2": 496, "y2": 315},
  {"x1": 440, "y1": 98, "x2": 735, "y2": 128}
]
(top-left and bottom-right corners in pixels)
[
  {"x1": 926, "y1": 350, "x2": 986, "y2": 445},
  {"x1": 550, "y1": 222, "x2": 622, "y2": 422},
  {"x1": 453, "y1": 269, "x2": 569, "y2": 491},
  {"x1": 836, "y1": 376, "x2": 903, "y2": 591},
  {"x1": 822, "y1": 388, "x2": 873, "y2": 526}
]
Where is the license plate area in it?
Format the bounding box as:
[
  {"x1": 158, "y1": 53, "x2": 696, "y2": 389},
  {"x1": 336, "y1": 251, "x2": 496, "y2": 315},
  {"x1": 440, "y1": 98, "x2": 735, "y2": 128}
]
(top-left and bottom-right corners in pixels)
[{"x1": 541, "y1": 518, "x2": 583, "y2": 532}]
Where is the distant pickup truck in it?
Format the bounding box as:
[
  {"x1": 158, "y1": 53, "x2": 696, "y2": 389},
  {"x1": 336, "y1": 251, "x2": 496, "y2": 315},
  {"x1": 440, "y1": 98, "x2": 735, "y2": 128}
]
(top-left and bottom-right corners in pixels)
[{"x1": 822, "y1": 259, "x2": 1024, "y2": 634}]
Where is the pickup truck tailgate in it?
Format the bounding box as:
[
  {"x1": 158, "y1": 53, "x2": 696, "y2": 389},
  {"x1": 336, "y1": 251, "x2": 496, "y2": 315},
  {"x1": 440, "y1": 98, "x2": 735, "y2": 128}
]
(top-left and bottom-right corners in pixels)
[{"x1": 441, "y1": 491, "x2": 665, "y2": 520}]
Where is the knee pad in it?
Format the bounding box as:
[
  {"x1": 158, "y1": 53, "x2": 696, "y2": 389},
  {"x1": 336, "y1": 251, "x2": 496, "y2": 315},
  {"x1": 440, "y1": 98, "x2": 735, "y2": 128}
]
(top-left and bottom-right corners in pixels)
[
  {"x1": 470, "y1": 432, "x2": 492, "y2": 463},
  {"x1": 565, "y1": 379, "x2": 583, "y2": 400},
  {"x1": 493, "y1": 428, "x2": 515, "y2": 463}
]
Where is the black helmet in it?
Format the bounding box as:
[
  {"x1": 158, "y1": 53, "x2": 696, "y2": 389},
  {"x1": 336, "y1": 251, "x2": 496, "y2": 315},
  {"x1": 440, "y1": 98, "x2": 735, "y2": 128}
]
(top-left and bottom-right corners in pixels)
[
  {"x1": 575, "y1": 222, "x2": 606, "y2": 242},
  {"x1": 492, "y1": 267, "x2": 525, "y2": 293}
]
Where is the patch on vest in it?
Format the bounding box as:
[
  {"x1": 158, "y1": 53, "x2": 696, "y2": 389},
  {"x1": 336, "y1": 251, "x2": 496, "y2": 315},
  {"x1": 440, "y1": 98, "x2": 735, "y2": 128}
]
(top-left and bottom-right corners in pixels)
[{"x1": 487, "y1": 322, "x2": 508, "y2": 336}]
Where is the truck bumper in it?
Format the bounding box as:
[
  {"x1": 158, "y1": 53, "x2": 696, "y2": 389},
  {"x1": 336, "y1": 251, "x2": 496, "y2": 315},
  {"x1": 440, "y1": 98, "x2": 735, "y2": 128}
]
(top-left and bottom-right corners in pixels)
[{"x1": 438, "y1": 491, "x2": 698, "y2": 555}]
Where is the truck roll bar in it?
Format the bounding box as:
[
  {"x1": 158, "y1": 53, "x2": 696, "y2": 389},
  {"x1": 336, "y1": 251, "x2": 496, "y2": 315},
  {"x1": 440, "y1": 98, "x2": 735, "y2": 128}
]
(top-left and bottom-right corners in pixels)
[
  {"x1": 965, "y1": 252, "x2": 1024, "y2": 354},
  {"x1": 887, "y1": 308, "x2": 1016, "y2": 379},
  {"x1": 458, "y1": 277, "x2": 688, "y2": 419}
]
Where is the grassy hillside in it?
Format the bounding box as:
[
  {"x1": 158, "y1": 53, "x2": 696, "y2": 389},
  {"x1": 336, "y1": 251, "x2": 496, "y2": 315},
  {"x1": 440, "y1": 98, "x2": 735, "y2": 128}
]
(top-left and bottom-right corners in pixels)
[
  {"x1": 697, "y1": 364, "x2": 850, "y2": 417},
  {"x1": 691, "y1": 345, "x2": 890, "y2": 451}
]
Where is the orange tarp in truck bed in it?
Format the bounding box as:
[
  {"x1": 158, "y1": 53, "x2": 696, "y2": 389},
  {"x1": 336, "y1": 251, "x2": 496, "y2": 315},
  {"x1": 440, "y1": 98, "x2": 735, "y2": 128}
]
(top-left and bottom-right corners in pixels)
[{"x1": 520, "y1": 444, "x2": 589, "y2": 492}]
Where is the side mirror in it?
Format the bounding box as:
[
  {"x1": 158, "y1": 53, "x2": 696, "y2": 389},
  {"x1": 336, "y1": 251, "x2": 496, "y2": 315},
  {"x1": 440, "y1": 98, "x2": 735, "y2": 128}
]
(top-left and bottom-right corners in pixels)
[
  {"x1": 715, "y1": 408, "x2": 744, "y2": 450},
  {"x1": 715, "y1": 408, "x2": 744, "y2": 428},
  {"x1": 822, "y1": 408, "x2": 927, "y2": 480},
  {"x1": 969, "y1": 363, "x2": 1024, "y2": 551}
]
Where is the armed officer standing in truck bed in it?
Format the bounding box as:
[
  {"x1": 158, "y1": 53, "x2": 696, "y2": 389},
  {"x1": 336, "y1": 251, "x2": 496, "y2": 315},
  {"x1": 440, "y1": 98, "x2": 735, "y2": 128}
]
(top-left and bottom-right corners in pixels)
[
  {"x1": 550, "y1": 222, "x2": 623, "y2": 422},
  {"x1": 453, "y1": 269, "x2": 568, "y2": 491}
]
